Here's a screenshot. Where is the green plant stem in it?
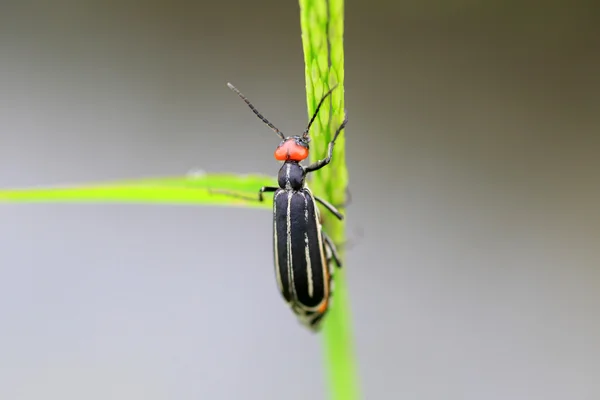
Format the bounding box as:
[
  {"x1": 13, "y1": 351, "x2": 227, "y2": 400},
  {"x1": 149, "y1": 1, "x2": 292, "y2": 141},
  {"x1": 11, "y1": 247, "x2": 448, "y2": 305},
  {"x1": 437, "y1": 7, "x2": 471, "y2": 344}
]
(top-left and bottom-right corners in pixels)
[{"x1": 299, "y1": 0, "x2": 360, "y2": 399}]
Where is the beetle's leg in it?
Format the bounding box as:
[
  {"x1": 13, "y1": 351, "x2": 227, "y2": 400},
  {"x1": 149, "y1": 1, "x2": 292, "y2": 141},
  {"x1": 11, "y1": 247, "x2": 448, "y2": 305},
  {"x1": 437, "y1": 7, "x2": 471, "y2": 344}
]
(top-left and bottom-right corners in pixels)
[
  {"x1": 308, "y1": 311, "x2": 327, "y2": 331},
  {"x1": 207, "y1": 186, "x2": 278, "y2": 203},
  {"x1": 322, "y1": 230, "x2": 342, "y2": 268},
  {"x1": 304, "y1": 111, "x2": 348, "y2": 173},
  {"x1": 258, "y1": 186, "x2": 278, "y2": 202},
  {"x1": 313, "y1": 195, "x2": 344, "y2": 221},
  {"x1": 207, "y1": 189, "x2": 258, "y2": 202}
]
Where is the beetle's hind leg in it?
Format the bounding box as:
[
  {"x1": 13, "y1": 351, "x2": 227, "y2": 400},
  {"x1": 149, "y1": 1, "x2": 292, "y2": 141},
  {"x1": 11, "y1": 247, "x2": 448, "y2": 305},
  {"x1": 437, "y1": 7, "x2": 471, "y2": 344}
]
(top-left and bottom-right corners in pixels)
[
  {"x1": 207, "y1": 186, "x2": 278, "y2": 203},
  {"x1": 313, "y1": 195, "x2": 344, "y2": 221},
  {"x1": 322, "y1": 230, "x2": 342, "y2": 268}
]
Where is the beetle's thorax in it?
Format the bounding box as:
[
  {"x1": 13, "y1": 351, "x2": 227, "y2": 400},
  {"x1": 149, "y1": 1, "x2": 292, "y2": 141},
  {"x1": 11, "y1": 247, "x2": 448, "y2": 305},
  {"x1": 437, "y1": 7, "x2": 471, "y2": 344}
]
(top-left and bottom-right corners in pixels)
[{"x1": 278, "y1": 162, "x2": 306, "y2": 191}]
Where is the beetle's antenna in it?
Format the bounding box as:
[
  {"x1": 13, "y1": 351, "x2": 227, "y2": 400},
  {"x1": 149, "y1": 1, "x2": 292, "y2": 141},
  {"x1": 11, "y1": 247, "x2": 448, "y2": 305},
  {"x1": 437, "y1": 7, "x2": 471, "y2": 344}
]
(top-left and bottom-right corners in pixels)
[
  {"x1": 302, "y1": 84, "x2": 338, "y2": 140},
  {"x1": 332, "y1": 109, "x2": 348, "y2": 142},
  {"x1": 227, "y1": 82, "x2": 285, "y2": 140}
]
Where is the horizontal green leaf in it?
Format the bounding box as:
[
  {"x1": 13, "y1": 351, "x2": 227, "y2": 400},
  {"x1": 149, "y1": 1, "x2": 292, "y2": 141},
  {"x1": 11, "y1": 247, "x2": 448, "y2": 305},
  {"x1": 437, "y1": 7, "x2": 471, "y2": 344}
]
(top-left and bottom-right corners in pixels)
[{"x1": 0, "y1": 173, "x2": 275, "y2": 209}]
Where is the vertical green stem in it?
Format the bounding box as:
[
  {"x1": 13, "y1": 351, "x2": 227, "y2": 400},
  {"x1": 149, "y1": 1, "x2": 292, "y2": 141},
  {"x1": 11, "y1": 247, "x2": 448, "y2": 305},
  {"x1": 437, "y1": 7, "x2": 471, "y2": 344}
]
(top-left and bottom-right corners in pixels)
[{"x1": 299, "y1": 1, "x2": 360, "y2": 399}]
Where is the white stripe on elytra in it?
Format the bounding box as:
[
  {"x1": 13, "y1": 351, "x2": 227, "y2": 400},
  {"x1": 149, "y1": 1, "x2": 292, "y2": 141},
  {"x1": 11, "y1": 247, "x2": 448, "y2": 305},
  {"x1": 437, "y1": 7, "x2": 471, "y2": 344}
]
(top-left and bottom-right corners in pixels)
[
  {"x1": 273, "y1": 191, "x2": 283, "y2": 293},
  {"x1": 305, "y1": 232, "x2": 313, "y2": 297},
  {"x1": 286, "y1": 191, "x2": 295, "y2": 296},
  {"x1": 308, "y1": 188, "x2": 329, "y2": 296},
  {"x1": 304, "y1": 197, "x2": 309, "y2": 221},
  {"x1": 301, "y1": 193, "x2": 314, "y2": 298}
]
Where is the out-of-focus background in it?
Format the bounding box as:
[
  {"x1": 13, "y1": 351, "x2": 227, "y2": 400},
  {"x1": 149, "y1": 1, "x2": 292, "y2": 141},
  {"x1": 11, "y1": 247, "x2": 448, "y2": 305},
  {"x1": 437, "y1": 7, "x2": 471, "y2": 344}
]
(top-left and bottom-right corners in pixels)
[{"x1": 1, "y1": 1, "x2": 599, "y2": 399}]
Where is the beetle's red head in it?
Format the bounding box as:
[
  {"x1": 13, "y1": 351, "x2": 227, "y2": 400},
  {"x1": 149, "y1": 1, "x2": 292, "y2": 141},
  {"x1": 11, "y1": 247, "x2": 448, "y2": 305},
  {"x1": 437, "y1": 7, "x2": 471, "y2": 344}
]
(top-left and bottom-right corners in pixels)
[{"x1": 274, "y1": 136, "x2": 309, "y2": 162}]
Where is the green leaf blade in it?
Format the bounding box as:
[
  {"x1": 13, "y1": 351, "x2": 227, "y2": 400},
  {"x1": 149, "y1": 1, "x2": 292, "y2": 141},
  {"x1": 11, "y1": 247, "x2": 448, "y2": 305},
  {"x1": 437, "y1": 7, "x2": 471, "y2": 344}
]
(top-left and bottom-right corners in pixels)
[{"x1": 0, "y1": 173, "x2": 275, "y2": 209}]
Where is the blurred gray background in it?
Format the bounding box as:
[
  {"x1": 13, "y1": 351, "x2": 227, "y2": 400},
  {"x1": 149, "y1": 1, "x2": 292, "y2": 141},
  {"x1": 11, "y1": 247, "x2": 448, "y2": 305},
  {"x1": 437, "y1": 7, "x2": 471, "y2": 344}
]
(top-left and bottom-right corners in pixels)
[{"x1": 1, "y1": 1, "x2": 599, "y2": 399}]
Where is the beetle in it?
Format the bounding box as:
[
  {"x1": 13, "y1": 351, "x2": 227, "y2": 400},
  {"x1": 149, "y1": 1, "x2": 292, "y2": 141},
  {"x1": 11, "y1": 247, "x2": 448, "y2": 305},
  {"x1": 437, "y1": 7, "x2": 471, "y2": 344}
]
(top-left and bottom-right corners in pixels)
[{"x1": 227, "y1": 82, "x2": 348, "y2": 330}]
